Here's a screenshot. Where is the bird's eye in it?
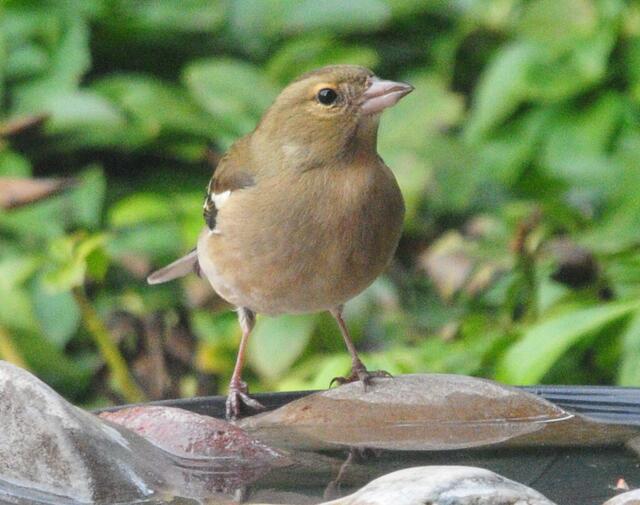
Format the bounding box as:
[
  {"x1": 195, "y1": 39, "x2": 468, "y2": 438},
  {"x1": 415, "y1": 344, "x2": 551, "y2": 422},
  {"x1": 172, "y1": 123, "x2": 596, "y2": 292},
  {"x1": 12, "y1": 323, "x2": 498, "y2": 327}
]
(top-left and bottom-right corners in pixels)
[{"x1": 317, "y1": 88, "x2": 338, "y2": 105}]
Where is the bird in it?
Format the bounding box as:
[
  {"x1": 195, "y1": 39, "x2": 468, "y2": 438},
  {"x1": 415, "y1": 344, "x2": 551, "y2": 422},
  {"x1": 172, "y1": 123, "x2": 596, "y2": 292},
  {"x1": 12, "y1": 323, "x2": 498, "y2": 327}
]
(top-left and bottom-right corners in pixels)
[{"x1": 148, "y1": 65, "x2": 413, "y2": 419}]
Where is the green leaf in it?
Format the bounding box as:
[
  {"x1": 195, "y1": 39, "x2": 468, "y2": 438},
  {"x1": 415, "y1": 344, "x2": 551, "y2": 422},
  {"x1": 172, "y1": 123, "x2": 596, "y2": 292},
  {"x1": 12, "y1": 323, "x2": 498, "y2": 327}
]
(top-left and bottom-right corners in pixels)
[
  {"x1": 108, "y1": 221, "x2": 184, "y2": 259},
  {"x1": 497, "y1": 300, "x2": 640, "y2": 384},
  {"x1": 115, "y1": 0, "x2": 226, "y2": 34},
  {"x1": 618, "y1": 310, "x2": 640, "y2": 386},
  {"x1": 226, "y1": 0, "x2": 292, "y2": 55},
  {"x1": 278, "y1": 353, "x2": 352, "y2": 391},
  {"x1": 626, "y1": 37, "x2": 640, "y2": 103},
  {"x1": 465, "y1": 42, "x2": 536, "y2": 141},
  {"x1": 5, "y1": 44, "x2": 48, "y2": 80},
  {"x1": 85, "y1": 246, "x2": 109, "y2": 282},
  {"x1": 92, "y1": 74, "x2": 215, "y2": 141},
  {"x1": 31, "y1": 276, "x2": 81, "y2": 348},
  {"x1": 522, "y1": 29, "x2": 615, "y2": 102},
  {"x1": 266, "y1": 35, "x2": 379, "y2": 84},
  {"x1": 0, "y1": 256, "x2": 41, "y2": 335},
  {"x1": 475, "y1": 108, "x2": 549, "y2": 187},
  {"x1": 44, "y1": 91, "x2": 123, "y2": 136},
  {"x1": 0, "y1": 150, "x2": 32, "y2": 177},
  {"x1": 0, "y1": 255, "x2": 40, "y2": 292},
  {"x1": 43, "y1": 233, "x2": 108, "y2": 293},
  {"x1": 42, "y1": 256, "x2": 85, "y2": 294},
  {"x1": 0, "y1": 30, "x2": 5, "y2": 111},
  {"x1": 517, "y1": 0, "x2": 598, "y2": 50},
  {"x1": 191, "y1": 311, "x2": 239, "y2": 347},
  {"x1": 248, "y1": 314, "x2": 317, "y2": 382},
  {"x1": 173, "y1": 192, "x2": 207, "y2": 245},
  {"x1": 12, "y1": 16, "x2": 91, "y2": 112},
  {"x1": 385, "y1": 0, "x2": 433, "y2": 17},
  {"x1": 108, "y1": 193, "x2": 174, "y2": 228},
  {"x1": 71, "y1": 165, "x2": 106, "y2": 229},
  {"x1": 283, "y1": 0, "x2": 391, "y2": 34},
  {"x1": 466, "y1": 30, "x2": 615, "y2": 140},
  {"x1": 183, "y1": 58, "x2": 278, "y2": 141},
  {"x1": 541, "y1": 92, "x2": 625, "y2": 189},
  {"x1": 12, "y1": 329, "x2": 93, "y2": 399},
  {"x1": 378, "y1": 72, "x2": 464, "y2": 222}
]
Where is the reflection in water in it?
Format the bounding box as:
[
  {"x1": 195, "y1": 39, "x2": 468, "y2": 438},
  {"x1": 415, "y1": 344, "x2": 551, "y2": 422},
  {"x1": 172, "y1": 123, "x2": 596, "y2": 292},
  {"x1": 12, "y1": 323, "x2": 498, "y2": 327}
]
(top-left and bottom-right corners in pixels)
[{"x1": 1, "y1": 365, "x2": 639, "y2": 505}]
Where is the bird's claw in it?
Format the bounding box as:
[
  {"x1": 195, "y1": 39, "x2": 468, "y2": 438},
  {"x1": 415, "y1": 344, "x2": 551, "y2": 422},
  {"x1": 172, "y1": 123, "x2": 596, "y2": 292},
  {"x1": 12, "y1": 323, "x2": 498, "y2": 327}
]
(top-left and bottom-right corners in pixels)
[
  {"x1": 225, "y1": 380, "x2": 266, "y2": 420},
  {"x1": 330, "y1": 366, "x2": 392, "y2": 389}
]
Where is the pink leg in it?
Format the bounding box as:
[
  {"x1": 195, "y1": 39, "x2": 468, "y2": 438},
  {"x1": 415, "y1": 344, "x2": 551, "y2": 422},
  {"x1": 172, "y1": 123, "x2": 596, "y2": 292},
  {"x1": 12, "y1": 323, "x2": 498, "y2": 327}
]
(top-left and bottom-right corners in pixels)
[
  {"x1": 329, "y1": 306, "x2": 392, "y2": 387},
  {"x1": 225, "y1": 307, "x2": 265, "y2": 420}
]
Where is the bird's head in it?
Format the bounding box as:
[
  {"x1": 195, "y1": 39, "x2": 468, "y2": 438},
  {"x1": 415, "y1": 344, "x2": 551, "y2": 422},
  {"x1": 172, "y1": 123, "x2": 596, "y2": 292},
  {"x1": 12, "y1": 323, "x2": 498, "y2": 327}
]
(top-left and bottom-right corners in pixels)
[{"x1": 253, "y1": 65, "x2": 413, "y2": 170}]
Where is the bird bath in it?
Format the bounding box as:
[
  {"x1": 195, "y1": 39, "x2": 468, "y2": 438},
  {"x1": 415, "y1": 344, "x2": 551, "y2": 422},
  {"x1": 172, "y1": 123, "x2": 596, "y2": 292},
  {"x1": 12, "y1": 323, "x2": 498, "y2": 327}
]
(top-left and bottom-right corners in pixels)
[
  {"x1": 1, "y1": 362, "x2": 639, "y2": 505},
  {"x1": 135, "y1": 380, "x2": 640, "y2": 505}
]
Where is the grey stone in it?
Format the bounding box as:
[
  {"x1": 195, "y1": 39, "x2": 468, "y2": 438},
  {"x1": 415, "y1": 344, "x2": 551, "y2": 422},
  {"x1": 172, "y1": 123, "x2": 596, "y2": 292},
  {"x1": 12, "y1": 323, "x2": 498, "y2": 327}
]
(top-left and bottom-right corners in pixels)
[
  {"x1": 320, "y1": 466, "x2": 556, "y2": 505},
  {"x1": 602, "y1": 489, "x2": 640, "y2": 505},
  {"x1": 0, "y1": 361, "x2": 297, "y2": 503},
  {"x1": 0, "y1": 361, "x2": 167, "y2": 503}
]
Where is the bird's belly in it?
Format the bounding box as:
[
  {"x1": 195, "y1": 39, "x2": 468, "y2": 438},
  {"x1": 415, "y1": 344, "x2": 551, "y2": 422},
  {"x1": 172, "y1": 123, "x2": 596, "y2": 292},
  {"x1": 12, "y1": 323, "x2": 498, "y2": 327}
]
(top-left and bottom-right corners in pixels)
[
  {"x1": 197, "y1": 213, "x2": 402, "y2": 315},
  {"x1": 197, "y1": 163, "x2": 405, "y2": 315}
]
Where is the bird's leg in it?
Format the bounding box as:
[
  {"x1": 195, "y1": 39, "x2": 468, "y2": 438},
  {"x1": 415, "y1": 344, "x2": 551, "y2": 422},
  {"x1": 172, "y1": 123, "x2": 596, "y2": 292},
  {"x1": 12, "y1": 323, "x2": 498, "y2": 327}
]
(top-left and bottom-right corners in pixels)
[
  {"x1": 329, "y1": 306, "x2": 392, "y2": 388},
  {"x1": 226, "y1": 307, "x2": 265, "y2": 420},
  {"x1": 324, "y1": 448, "x2": 378, "y2": 500}
]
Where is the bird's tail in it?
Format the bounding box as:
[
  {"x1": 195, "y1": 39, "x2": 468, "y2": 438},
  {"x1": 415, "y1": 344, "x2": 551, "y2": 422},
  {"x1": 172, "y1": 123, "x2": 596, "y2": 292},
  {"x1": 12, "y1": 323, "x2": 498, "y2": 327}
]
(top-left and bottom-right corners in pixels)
[{"x1": 147, "y1": 249, "x2": 199, "y2": 285}]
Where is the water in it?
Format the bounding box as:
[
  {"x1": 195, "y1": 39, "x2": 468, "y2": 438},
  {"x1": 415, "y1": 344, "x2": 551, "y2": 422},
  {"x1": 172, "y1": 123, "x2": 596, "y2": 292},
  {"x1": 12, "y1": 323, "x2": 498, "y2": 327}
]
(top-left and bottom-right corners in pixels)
[
  {"x1": 2, "y1": 364, "x2": 639, "y2": 505},
  {"x1": 119, "y1": 382, "x2": 640, "y2": 505},
  {"x1": 4, "y1": 444, "x2": 638, "y2": 504}
]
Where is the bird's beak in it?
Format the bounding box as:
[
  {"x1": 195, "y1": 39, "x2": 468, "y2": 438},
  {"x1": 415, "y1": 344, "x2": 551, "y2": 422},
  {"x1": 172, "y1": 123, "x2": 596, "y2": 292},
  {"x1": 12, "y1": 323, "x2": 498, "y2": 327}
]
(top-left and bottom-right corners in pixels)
[{"x1": 361, "y1": 77, "x2": 414, "y2": 115}]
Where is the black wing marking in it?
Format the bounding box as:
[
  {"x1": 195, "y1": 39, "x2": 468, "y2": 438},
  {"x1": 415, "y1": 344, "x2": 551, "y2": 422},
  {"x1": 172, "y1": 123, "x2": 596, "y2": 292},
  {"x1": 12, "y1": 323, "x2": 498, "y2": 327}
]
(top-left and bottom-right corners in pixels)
[
  {"x1": 202, "y1": 170, "x2": 255, "y2": 231},
  {"x1": 203, "y1": 178, "x2": 218, "y2": 230}
]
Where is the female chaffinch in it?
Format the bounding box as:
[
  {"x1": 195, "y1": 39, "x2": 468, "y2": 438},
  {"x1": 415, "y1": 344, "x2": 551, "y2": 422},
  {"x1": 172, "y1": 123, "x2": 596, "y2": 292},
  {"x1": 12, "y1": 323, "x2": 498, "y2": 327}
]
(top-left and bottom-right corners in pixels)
[{"x1": 149, "y1": 65, "x2": 413, "y2": 419}]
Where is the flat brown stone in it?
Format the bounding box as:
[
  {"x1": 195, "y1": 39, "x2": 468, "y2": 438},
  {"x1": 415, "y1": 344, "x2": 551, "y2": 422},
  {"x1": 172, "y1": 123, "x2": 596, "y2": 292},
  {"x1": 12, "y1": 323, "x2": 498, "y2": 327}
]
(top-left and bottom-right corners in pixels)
[{"x1": 240, "y1": 374, "x2": 636, "y2": 451}]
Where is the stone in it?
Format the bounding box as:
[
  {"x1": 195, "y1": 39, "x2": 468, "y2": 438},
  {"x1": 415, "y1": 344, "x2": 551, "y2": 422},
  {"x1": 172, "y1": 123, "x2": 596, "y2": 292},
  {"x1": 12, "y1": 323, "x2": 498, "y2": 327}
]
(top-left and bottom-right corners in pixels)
[
  {"x1": 100, "y1": 405, "x2": 285, "y2": 462},
  {"x1": 320, "y1": 466, "x2": 556, "y2": 505},
  {"x1": 239, "y1": 374, "x2": 572, "y2": 450},
  {"x1": 0, "y1": 362, "x2": 293, "y2": 503},
  {"x1": 603, "y1": 489, "x2": 640, "y2": 505},
  {"x1": 0, "y1": 361, "x2": 167, "y2": 504},
  {"x1": 100, "y1": 405, "x2": 290, "y2": 494}
]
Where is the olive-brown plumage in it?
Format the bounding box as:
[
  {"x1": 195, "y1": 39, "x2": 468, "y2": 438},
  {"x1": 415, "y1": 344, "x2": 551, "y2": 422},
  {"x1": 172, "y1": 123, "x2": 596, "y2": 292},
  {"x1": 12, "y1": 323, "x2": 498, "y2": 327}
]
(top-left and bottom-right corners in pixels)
[{"x1": 148, "y1": 65, "x2": 413, "y2": 419}]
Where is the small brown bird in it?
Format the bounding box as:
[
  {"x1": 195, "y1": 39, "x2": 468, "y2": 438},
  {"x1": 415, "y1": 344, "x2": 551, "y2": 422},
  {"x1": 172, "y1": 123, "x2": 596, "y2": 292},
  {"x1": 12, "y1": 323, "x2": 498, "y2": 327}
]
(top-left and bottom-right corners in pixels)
[{"x1": 148, "y1": 65, "x2": 413, "y2": 419}]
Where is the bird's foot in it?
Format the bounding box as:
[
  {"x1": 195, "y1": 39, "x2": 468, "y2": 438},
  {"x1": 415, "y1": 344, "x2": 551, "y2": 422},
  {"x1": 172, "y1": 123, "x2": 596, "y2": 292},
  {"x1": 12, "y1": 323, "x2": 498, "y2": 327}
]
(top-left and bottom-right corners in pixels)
[
  {"x1": 330, "y1": 363, "x2": 392, "y2": 389},
  {"x1": 225, "y1": 380, "x2": 265, "y2": 421}
]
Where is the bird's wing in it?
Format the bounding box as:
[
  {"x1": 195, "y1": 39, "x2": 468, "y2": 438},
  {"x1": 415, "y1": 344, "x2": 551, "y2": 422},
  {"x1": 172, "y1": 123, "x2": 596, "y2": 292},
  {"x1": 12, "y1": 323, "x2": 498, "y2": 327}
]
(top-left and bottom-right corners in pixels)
[
  {"x1": 147, "y1": 249, "x2": 199, "y2": 285},
  {"x1": 147, "y1": 140, "x2": 257, "y2": 286},
  {"x1": 203, "y1": 139, "x2": 256, "y2": 231}
]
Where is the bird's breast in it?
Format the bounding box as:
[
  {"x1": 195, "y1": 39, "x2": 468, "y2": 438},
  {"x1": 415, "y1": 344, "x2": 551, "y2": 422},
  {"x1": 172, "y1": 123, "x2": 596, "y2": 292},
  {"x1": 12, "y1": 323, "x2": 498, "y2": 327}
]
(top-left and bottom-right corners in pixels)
[{"x1": 198, "y1": 162, "x2": 405, "y2": 314}]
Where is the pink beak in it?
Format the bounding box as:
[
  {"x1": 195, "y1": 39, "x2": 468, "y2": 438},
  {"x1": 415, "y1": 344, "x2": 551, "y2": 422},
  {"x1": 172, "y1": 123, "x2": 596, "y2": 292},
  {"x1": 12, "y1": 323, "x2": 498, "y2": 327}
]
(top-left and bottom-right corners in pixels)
[{"x1": 361, "y1": 77, "x2": 414, "y2": 115}]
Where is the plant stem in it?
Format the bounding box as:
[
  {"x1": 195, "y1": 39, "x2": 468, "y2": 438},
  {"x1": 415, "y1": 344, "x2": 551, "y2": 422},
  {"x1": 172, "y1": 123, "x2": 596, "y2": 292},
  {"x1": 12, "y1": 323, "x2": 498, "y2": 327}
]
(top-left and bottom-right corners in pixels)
[
  {"x1": 72, "y1": 287, "x2": 146, "y2": 403},
  {"x1": 0, "y1": 326, "x2": 28, "y2": 369},
  {"x1": 511, "y1": 209, "x2": 541, "y2": 322}
]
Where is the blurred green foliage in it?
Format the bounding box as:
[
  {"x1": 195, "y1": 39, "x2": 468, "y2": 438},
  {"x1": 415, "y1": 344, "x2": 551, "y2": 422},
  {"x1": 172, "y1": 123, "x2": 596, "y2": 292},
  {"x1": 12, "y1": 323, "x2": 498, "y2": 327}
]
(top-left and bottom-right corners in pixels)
[{"x1": 1, "y1": 0, "x2": 640, "y2": 406}]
